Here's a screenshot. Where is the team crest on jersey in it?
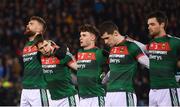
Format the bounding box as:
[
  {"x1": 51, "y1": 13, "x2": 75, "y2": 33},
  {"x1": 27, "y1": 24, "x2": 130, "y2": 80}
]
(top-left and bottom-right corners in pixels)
[
  {"x1": 110, "y1": 46, "x2": 129, "y2": 55},
  {"x1": 77, "y1": 52, "x2": 96, "y2": 60},
  {"x1": 23, "y1": 46, "x2": 38, "y2": 54}
]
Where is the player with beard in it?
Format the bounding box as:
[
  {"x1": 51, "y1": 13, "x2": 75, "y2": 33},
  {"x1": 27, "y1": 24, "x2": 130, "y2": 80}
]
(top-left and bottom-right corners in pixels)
[
  {"x1": 20, "y1": 16, "x2": 67, "y2": 106},
  {"x1": 147, "y1": 11, "x2": 180, "y2": 106}
]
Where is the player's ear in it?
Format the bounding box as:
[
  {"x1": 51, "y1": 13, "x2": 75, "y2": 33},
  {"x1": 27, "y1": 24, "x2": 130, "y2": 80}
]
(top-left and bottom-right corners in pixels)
[
  {"x1": 113, "y1": 30, "x2": 118, "y2": 37},
  {"x1": 91, "y1": 34, "x2": 96, "y2": 41}
]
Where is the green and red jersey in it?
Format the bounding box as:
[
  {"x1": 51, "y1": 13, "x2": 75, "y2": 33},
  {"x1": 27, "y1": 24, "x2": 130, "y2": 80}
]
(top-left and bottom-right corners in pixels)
[
  {"x1": 108, "y1": 39, "x2": 145, "y2": 92},
  {"x1": 22, "y1": 40, "x2": 47, "y2": 89},
  {"x1": 41, "y1": 52, "x2": 77, "y2": 100},
  {"x1": 77, "y1": 47, "x2": 108, "y2": 97},
  {"x1": 147, "y1": 35, "x2": 180, "y2": 89}
]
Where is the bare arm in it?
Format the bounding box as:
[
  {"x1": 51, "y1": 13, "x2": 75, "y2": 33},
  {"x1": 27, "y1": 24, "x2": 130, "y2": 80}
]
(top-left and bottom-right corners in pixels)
[{"x1": 67, "y1": 61, "x2": 78, "y2": 71}]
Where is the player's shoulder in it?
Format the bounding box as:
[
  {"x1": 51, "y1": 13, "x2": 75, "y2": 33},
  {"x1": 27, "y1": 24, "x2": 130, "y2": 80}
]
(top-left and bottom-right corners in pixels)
[
  {"x1": 167, "y1": 34, "x2": 180, "y2": 44},
  {"x1": 167, "y1": 34, "x2": 180, "y2": 41},
  {"x1": 126, "y1": 38, "x2": 143, "y2": 49}
]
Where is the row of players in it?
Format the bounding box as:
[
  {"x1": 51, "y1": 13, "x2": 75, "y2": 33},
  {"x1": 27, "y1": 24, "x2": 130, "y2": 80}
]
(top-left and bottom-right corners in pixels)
[{"x1": 20, "y1": 11, "x2": 180, "y2": 106}]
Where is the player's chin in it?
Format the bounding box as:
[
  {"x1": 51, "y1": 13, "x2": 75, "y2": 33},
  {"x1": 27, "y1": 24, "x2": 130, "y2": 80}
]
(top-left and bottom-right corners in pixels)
[{"x1": 24, "y1": 30, "x2": 35, "y2": 37}]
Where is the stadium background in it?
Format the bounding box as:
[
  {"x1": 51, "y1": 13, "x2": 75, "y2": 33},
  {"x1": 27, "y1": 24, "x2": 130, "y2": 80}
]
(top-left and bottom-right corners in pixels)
[{"x1": 0, "y1": 0, "x2": 180, "y2": 105}]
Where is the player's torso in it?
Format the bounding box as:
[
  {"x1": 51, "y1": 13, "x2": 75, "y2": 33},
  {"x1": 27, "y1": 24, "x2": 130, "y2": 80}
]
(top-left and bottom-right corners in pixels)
[
  {"x1": 77, "y1": 48, "x2": 106, "y2": 97},
  {"x1": 41, "y1": 55, "x2": 77, "y2": 99},
  {"x1": 22, "y1": 41, "x2": 47, "y2": 89},
  {"x1": 108, "y1": 41, "x2": 139, "y2": 92},
  {"x1": 148, "y1": 35, "x2": 179, "y2": 88}
]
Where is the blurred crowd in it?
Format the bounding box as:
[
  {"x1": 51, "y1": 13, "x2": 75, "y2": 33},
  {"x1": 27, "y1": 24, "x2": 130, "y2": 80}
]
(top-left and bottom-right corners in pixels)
[{"x1": 0, "y1": 0, "x2": 180, "y2": 105}]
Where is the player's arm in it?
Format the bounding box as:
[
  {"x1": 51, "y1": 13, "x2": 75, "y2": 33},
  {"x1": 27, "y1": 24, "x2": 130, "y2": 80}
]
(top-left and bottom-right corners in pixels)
[
  {"x1": 132, "y1": 42, "x2": 149, "y2": 69},
  {"x1": 67, "y1": 60, "x2": 77, "y2": 71},
  {"x1": 101, "y1": 71, "x2": 110, "y2": 84},
  {"x1": 137, "y1": 54, "x2": 149, "y2": 69},
  {"x1": 52, "y1": 41, "x2": 68, "y2": 59},
  {"x1": 101, "y1": 49, "x2": 110, "y2": 84}
]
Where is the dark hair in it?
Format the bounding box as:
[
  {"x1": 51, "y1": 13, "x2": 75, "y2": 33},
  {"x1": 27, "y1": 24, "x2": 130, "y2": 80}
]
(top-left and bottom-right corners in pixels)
[
  {"x1": 147, "y1": 11, "x2": 168, "y2": 29},
  {"x1": 79, "y1": 24, "x2": 100, "y2": 37},
  {"x1": 99, "y1": 21, "x2": 119, "y2": 36},
  {"x1": 30, "y1": 16, "x2": 47, "y2": 33}
]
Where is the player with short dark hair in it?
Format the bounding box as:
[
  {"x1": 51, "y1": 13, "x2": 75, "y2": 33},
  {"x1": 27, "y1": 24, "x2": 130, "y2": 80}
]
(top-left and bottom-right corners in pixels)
[
  {"x1": 147, "y1": 11, "x2": 180, "y2": 106},
  {"x1": 77, "y1": 24, "x2": 109, "y2": 107},
  {"x1": 36, "y1": 39, "x2": 79, "y2": 107},
  {"x1": 99, "y1": 21, "x2": 149, "y2": 106}
]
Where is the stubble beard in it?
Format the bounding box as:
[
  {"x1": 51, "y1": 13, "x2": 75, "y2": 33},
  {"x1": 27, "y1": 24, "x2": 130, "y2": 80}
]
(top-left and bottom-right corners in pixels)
[{"x1": 24, "y1": 30, "x2": 36, "y2": 38}]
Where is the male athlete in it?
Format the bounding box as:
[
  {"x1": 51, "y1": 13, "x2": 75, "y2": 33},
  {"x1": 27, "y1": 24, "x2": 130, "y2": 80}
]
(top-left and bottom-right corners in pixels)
[
  {"x1": 77, "y1": 24, "x2": 109, "y2": 107},
  {"x1": 20, "y1": 16, "x2": 49, "y2": 106},
  {"x1": 99, "y1": 21, "x2": 149, "y2": 106},
  {"x1": 147, "y1": 11, "x2": 180, "y2": 106},
  {"x1": 35, "y1": 38, "x2": 79, "y2": 106}
]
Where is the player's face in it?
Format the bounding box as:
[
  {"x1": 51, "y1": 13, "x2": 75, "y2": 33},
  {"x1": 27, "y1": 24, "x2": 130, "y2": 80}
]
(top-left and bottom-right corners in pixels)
[
  {"x1": 79, "y1": 31, "x2": 95, "y2": 48},
  {"x1": 147, "y1": 17, "x2": 161, "y2": 37},
  {"x1": 37, "y1": 41, "x2": 51, "y2": 56},
  {"x1": 24, "y1": 20, "x2": 43, "y2": 37},
  {"x1": 101, "y1": 32, "x2": 115, "y2": 47}
]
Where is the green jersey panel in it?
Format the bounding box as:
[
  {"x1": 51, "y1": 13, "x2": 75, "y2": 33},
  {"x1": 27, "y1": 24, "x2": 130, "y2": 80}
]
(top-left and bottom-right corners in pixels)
[
  {"x1": 22, "y1": 41, "x2": 47, "y2": 89},
  {"x1": 41, "y1": 53, "x2": 77, "y2": 100},
  {"x1": 148, "y1": 35, "x2": 180, "y2": 89},
  {"x1": 108, "y1": 40, "x2": 144, "y2": 92},
  {"x1": 77, "y1": 48, "x2": 108, "y2": 97}
]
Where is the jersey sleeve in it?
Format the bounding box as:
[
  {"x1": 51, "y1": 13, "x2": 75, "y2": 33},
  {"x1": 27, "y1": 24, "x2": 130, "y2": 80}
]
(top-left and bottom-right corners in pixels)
[
  {"x1": 175, "y1": 38, "x2": 180, "y2": 58},
  {"x1": 130, "y1": 42, "x2": 145, "y2": 60},
  {"x1": 59, "y1": 48, "x2": 75, "y2": 65}
]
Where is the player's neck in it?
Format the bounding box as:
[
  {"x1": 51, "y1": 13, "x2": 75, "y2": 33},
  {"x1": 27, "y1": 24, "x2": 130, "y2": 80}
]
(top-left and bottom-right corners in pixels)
[
  {"x1": 116, "y1": 35, "x2": 125, "y2": 45},
  {"x1": 154, "y1": 30, "x2": 166, "y2": 38},
  {"x1": 83, "y1": 44, "x2": 96, "y2": 50},
  {"x1": 28, "y1": 35, "x2": 36, "y2": 41}
]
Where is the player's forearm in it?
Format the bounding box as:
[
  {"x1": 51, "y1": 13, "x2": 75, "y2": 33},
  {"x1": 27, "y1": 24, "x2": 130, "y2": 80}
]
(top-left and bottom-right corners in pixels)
[
  {"x1": 54, "y1": 46, "x2": 67, "y2": 59},
  {"x1": 138, "y1": 55, "x2": 149, "y2": 69},
  {"x1": 101, "y1": 71, "x2": 110, "y2": 84}
]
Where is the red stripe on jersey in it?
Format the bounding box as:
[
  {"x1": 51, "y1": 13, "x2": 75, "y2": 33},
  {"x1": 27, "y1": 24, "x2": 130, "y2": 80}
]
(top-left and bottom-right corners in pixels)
[
  {"x1": 77, "y1": 52, "x2": 96, "y2": 60},
  {"x1": 136, "y1": 53, "x2": 145, "y2": 60},
  {"x1": 110, "y1": 46, "x2": 129, "y2": 55},
  {"x1": 41, "y1": 56, "x2": 60, "y2": 65},
  {"x1": 23, "y1": 46, "x2": 38, "y2": 54},
  {"x1": 148, "y1": 42, "x2": 171, "y2": 51}
]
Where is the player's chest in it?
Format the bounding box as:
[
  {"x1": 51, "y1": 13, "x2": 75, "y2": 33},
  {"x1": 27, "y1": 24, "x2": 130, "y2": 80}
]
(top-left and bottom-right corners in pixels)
[
  {"x1": 148, "y1": 42, "x2": 174, "y2": 61},
  {"x1": 109, "y1": 46, "x2": 133, "y2": 64},
  {"x1": 77, "y1": 52, "x2": 97, "y2": 69}
]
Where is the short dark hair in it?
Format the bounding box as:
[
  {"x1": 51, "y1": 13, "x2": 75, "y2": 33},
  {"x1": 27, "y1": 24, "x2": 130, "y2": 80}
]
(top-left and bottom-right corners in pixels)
[
  {"x1": 30, "y1": 16, "x2": 47, "y2": 33},
  {"x1": 79, "y1": 24, "x2": 100, "y2": 37},
  {"x1": 147, "y1": 11, "x2": 168, "y2": 29},
  {"x1": 99, "y1": 21, "x2": 119, "y2": 36}
]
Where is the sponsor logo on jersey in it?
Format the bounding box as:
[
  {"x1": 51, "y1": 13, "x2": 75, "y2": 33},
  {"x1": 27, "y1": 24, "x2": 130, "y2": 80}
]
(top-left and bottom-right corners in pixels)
[
  {"x1": 148, "y1": 42, "x2": 171, "y2": 60},
  {"x1": 23, "y1": 46, "x2": 38, "y2": 62},
  {"x1": 77, "y1": 52, "x2": 96, "y2": 69},
  {"x1": 109, "y1": 46, "x2": 128, "y2": 63}
]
